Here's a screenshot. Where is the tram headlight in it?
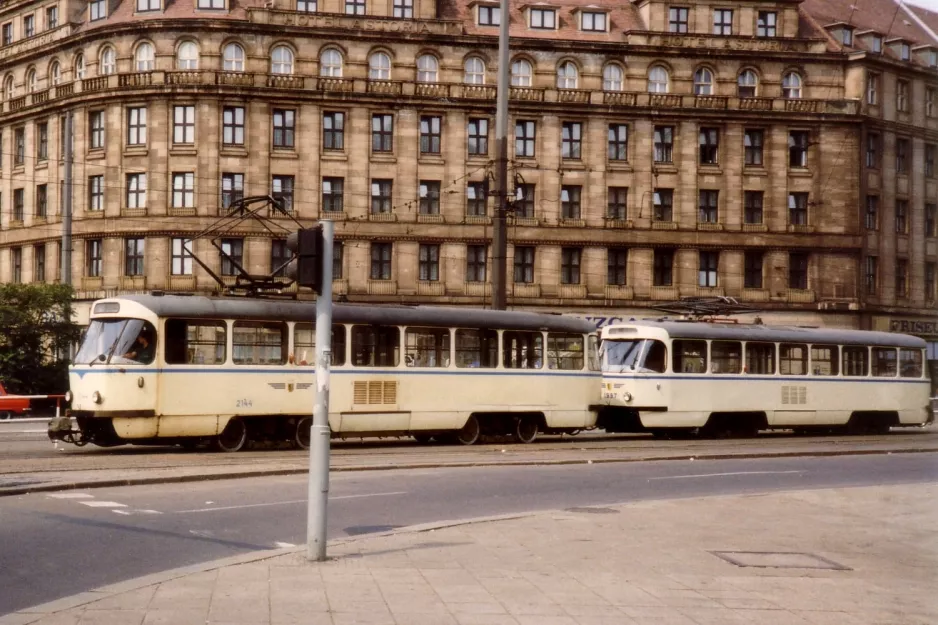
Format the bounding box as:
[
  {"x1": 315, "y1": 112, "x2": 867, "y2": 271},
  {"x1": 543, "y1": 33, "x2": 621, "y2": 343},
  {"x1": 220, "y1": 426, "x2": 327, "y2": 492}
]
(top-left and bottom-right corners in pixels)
[
  {"x1": 92, "y1": 391, "x2": 102, "y2": 404},
  {"x1": 64, "y1": 391, "x2": 72, "y2": 402},
  {"x1": 622, "y1": 392, "x2": 633, "y2": 403}
]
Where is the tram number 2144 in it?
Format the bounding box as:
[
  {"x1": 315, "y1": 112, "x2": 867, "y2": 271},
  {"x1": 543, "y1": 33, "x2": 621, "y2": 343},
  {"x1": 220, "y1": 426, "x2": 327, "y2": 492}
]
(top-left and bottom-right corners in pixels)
[{"x1": 235, "y1": 399, "x2": 254, "y2": 408}]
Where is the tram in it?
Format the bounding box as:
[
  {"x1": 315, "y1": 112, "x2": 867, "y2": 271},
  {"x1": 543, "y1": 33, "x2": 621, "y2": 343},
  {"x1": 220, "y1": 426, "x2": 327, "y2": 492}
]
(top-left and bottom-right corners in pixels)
[
  {"x1": 49, "y1": 294, "x2": 602, "y2": 450},
  {"x1": 596, "y1": 319, "x2": 933, "y2": 435}
]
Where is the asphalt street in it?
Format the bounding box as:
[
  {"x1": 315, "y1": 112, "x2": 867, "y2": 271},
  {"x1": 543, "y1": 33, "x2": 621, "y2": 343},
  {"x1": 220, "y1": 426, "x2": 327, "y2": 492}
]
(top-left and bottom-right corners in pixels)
[{"x1": 1, "y1": 452, "x2": 936, "y2": 615}]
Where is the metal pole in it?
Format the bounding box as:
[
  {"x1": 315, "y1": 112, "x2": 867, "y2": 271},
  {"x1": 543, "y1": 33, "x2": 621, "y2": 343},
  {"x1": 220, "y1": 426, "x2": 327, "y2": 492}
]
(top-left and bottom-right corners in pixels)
[
  {"x1": 307, "y1": 220, "x2": 333, "y2": 562},
  {"x1": 61, "y1": 111, "x2": 73, "y2": 285},
  {"x1": 491, "y1": 0, "x2": 510, "y2": 311}
]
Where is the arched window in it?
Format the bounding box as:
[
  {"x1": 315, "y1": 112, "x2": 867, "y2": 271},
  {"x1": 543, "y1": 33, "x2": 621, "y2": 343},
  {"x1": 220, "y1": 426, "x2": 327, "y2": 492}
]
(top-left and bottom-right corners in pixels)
[
  {"x1": 75, "y1": 54, "x2": 86, "y2": 79},
  {"x1": 368, "y1": 52, "x2": 391, "y2": 80},
  {"x1": 223, "y1": 43, "x2": 244, "y2": 72},
  {"x1": 602, "y1": 64, "x2": 623, "y2": 91},
  {"x1": 26, "y1": 69, "x2": 37, "y2": 92},
  {"x1": 511, "y1": 59, "x2": 532, "y2": 87},
  {"x1": 135, "y1": 43, "x2": 154, "y2": 72},
  {"x1": 270, "y1": 45, "x2": 294, "y2": 75},
  {"x1": 416, "y1": 54, "x2": 438, "y2": 83},
  {"x1": 782, "y1": 71, "x2": 802, "y2": 99},
  {"x1": 99, "y1": 47, "x2": 116, "y2": 75},
  {"x1": 556, "y1": 61, "x2": 578, "y2": 89},
  {"x1": 50, "y1": 62, "x2": 61, "y2": 86},
  {"x1": 647, "y1": 66, "x2": 669, "y2": 93},
  {"x1": 693, "y1": 68, "x2": 712, "y2": 95},
  {"x1": 3, "y1": 75, "x2": 13, "y2": 100},
  {"x1": 176, "y1": 41, "x2": 199, "y2": 70},
  {"x1": 464, "y1": 57, "x2": 485, "y2": 84},
  {"x1": 320, "y1": 48, "x2": 343, "y2": 77},
  {"x1": 737, "y1": 69, "x2": 758, "y2": 97}
]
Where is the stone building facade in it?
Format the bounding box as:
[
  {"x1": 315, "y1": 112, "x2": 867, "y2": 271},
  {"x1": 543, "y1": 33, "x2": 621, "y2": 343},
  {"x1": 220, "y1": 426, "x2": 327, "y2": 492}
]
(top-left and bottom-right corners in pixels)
[{"x1": 0, "y1": 0, "x2": 934, "y2": 337}]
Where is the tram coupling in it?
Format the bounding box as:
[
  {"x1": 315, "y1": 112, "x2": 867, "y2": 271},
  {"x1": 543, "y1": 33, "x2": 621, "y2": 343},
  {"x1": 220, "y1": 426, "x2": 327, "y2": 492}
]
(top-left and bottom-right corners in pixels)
[{"x1": 47, "y1": 413, "x2": 89, "y2": 446}]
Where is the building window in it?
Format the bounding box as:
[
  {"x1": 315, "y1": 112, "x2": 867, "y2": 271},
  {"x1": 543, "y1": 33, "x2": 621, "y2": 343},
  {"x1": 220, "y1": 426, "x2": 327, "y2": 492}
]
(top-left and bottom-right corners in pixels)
[
  {"x1": 171, "y1": 173, "x2": 195, "y2": 208},
  {"x1": 322, "y1": 177, "x2": 343, "y2": 213},
  {"x1": 513, "y1": 246, "x2": 535, "y2": 283},
  {"x1": 467, "y1": 182, "x2": 487, "y2": 216},
  {"x1": 89, "y1": 111, "x2": 105, "y2": 149},
  {"x1": 272, "y1": 175, "x2": 294, "y2": 213},
  {"x1": 561, "y1": 186, "x2": 581, "y2": 219},
  {"x1": 897, "y1": 80, "x2": 909, "y2": 112},
  {"x1": 900, "y1": 43, "x2": 910, "y2": 61},
  {"x1": 221, "y1": 173, "x2": 243, "y2": 210},
  {"x1": 865, "y1": 255, "x2": 878, "y2": 295},
  {"x1": 416, "y1": 54, "x2": 437, "y2": 82},
  {"x1": 420, "y1": 116, "x2": 441, "y2": 154},
  {"x1": 607, "y1": 187, "x2": 627, "y2": 219},
  {"x1": 10, "y1": 247, "x2": 24, "y2": 283},
  {"x1": 895, "y1": 200, "x2": 908, "y2": 234},
  {"x1": 98, "y1": 47, "x2": 118, "y2": 76},
  {"x1": 511, "y1": 59, "x2": 532, "y2": 87},
  {"x1": 713, "y1": 9, "x2": 732, "y2": 35},
  {"x1": 222, "y1": 106, "x2": 245, "y2": 146},
  {"x1": 323, "y1": 111, "x2": 345, "y2": 150},
  {"x1": 896, "y1": 138, "x2": 909, "y2": 174},
  {"x1": 1, "y1": 22, "x2": 11, "y2": 46},
  {"x1": 866, "y1": 72, "x2": 879, "y2": 105},
  {"x1": 372, "y1": 113, "x2": 393, "y2": 152},
  {"x1": 737, "y1": 70, "x2": 758, "y2": 97},
  {"x1": 464, "y1": 57, "x2": 485, "y2": 84},
  {"x1": 270, "y1": 45, "x2": 294, "y2": 74},
  {"x1": 46, "y1": 6, "x2": 58, "y2": 28},
  {"x1": 653, "y1": 125, "x2": 673, "y2": 163},
  {"x1": 176, "y1": 41, "x2": 199, "y2": 70},
  {"x1": 699, "y1": 127, "x2": 719, "y2": 165},
  {"x1": 478, "y1": 5, "x2": 499, "y2": 26},
  {"x1": 125, "y1": 238, "x2": 145, "y2": 276},
  {"x1": 171, "y1": 238, "x2": 193, "y2": 275},
  {"x1": 86, "y1": 240, "x2": 103, "y2": 277},
  {"x1": 530, "y1": 8, "x2": 555, "y2": 28},
  {"x1": 368, "y1": 52, "x2": 391, "y2": 79},
  {"x1": 127, "y1": 173, "x2": 147, "y2": 209},
  {"x1": 135, "y1": 43, "x2": 154, "y2": 71},
  {"x1": 788, "y1": 192, "x2": 808, "y2": 226},
  {"x1": 90, "y1": 0, "x2": 106, "y2": 20},
  {"x1": 744, "y1": 129, "x2": 763, "y2": 165},
  {"x1": 757, "y1": 11, "x2": 776, "y2": 37},
  {"x1": 895, "y1": 259, "x2": 908, "y2": 298},
  {"x1": 926, "y1": 204, "x2": 937, "y2": 237},
  {"x1": 34, "y1": 244, "x2": 45, "y2": 282},
  {"x1": 607, "y1": 248, "x2": 627, "y2": 285},
  {"x1": 173, "y1": 105, "x2": 195, "y2": 144},
  {"x1": 744, "y1": 251, "x2": 763, "y2": 289},
  {"x1": 865, "y1": 195, "x2": 879, "y2": 230},
  {"x1": 556, "y1": 61, "x2": 577, "y2": 89},
  {"x1": 12, "y1": 188, "x2": 24, "y2": 221},
  {"x1": 561, "y1": 122, "x2": 582, "y2": 159},
  {"x1": 392, "y1": 0, "x2": 412, "y2": 17},
  {"x1": 693, "y1": 68, "x2": 713, "y2": 95},
  {"x1": 740, "y1": 191, "x2": 762, "y2": 225},
  {"x1": 127, "y1": 107, "x2": 147, "y2": 145},
  {"x1": 669, "y1": 7, "x2": 688, "y2": 33},
  {"x1": 336, "y1": 241, "x2": 347, "y2": 280},
  {"x1": 581, "y1": 11, "x2": 606, "y2": 31},
  {"x1": 926, "y1": 144, "x2": 936, "y2": 178},
  {"x1": 866, "y1": 133, "x2": 879, "y2": 168},
  {"x1": 515, "y1": 120, "x2": 536, "y2": 158},
  {"x1": 515, "y1": 184, "x2": 535, "y2": 218},
  {"x1": 603, "y1": 64, "x2": 623, "y2": 91},
  {"x1": 418, "y1": 244, "x2": 440, "y2": 281},
  {"x1": 926, "y1": 263, "x2": 936, "y2": 302},
  {"x1": 928, "y1": 88, "x2": 936, "y2": 118},
  {"x1": 198, "y1": 0, "x2": 225, "y2": 7},
  {"x1": 789, "y1": 131, "x2": 808, "y2": 168},
  {"x1": 653, "y1": 189, "x2": 673, "y2": 222},
  {"x1": 220, "y1": 238, "x2": 243, "y2": 276},
  {"x1": 607, "y1": 123, "x2": 628, "y2": 161},
  {"x1": 137, "y1": 0, "x2": 159, "y2": 9},
  {"x1": 346, "y1": 0, "x2": 365, "y2": 14},
  {"x1": 653, "y1": 249, "x2": 673, "y2": 286},
  {"x1": 466, "y1": 245, "x2": 487, "y2": 282},
  {"x1": 699, "y1": 251, "x2": 718, "y2": 287},
  {"x1": 782, "y1": 72, "x2": 802, "y2": 99},
  {"x1": 14, "y1": 127, "x2": 25, "y2": 165},
  {"x1": 419, "y1": 181, "x2": 441, "y2": 215},
  {"x1": 698, "y1": 190, "x2": 718, "y2": 223},
  {"x1": 37, "y1": 121, "x2": 48, "y2": 160},
  {"x1": 371, "y1": 179, "x2": 393, "y2": 214},
  {"x1": 320, "y1": 49, "x2": 342, "y2": 77},
  {"x1": 272, "y1": 109, "x2": 295, "y2": 148},
  {"x1": 50, "y1": 62, "x2": 60, "y2": 85},
  {"x1": 223, "y1": 43, "x2": 245, "y2": 72},
  {"x1": 468, "y1": 118, "x2": 489, "y2": 156},
  {"x1": 370, "y1": 242, "x2": 392, "y2": 280},
  {"x1": 271, "y1": 239, "x2": 288, "y2": 277},
  {"x1": 561, "y1": 248, "x2": 581, "y2": 284},
  {"x1": 789, "y1": 253, "x2": 808, "y2": 290},
  {"x1": 36, "y1": 183, "x2": 47, "y2": 218},
  {"x1": 648, "y1": 66, "x2": 669, "y2": 93},
  {"x1": 88, "y1": 175, "x2": 104, "y2": 211}
]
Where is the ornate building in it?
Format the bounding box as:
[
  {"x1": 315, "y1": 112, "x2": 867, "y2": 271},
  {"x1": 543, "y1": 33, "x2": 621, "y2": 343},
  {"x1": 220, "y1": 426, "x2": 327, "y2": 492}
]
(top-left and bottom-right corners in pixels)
[{"x1": 0, "y1": 0, "x2": 934, "y2": 346}]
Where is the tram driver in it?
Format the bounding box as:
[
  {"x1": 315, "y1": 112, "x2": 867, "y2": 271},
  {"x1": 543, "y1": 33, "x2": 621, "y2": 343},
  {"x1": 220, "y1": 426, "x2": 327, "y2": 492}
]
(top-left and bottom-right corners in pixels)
[{"x1": 123, "y1": 324, "x2": 156, "y2": 363}]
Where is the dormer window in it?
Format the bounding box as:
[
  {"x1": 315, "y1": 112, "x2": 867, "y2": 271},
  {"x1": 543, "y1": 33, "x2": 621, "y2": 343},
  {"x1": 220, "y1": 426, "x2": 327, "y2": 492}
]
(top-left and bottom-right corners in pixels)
[
  {"x1": 872, "y1": 35, "x2": 882, "y2": 52},
  {"x1": 137, "y1": 0, "x2": 159, "y2": 11},
  {"x1": 580, "y1": 10, "x2": 607, "y2": 32},
  {"x1": 478, "y1": 4, "x2": 500, "y2": 26},
  {"x1": 530, "y1": 7, "x2": 556, "y2": 29},
  {"x1": 198, "y1": 0, "x2": 226, "y2": 8},
  {"x1": 900, "y1": 42, "x2": 910, "y2": 61},
  {"x1": 842, "y1": 27, "x2": 853, "y2": 46},
  {"x1": 89, "y1": 0, "x2": 106, "y2": 21}
]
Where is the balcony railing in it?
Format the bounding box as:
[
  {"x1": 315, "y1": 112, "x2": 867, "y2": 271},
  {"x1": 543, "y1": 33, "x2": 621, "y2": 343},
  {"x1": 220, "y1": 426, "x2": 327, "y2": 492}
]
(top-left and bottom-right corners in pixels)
[
  {"x1": 318, "y1": 77, "x2": 353, "y2": 92},
  {"x1": 165, "y1": 71, "x2": 204, "y2": 85},
  {"x1": 464, "y1": 282, "x2": 491, "y2": 297},
  {"x1": 417, "y1": 281, "x2": 445, "y2": 296},
  {"x1": 216, "y1": 71, "x2": 255, "y2": 87},
  {"x1": 367, "y1": 279, "x2": 398, "y2": 295},
  {"x1": 366, "y1": 79, "x2": 402, "y2": 95},
  {"x1": 557, "y1": 89, "x2": 590, "y2": 104},
  {"x1": 604, "y1": 285, "x2": 634, "y2": 300},
  {"x1": 512, "y1": 283, "x2": 541, "y2": 298},
  {"x1": 559, "y1": 284, "x2": 587, "y2": 299}
]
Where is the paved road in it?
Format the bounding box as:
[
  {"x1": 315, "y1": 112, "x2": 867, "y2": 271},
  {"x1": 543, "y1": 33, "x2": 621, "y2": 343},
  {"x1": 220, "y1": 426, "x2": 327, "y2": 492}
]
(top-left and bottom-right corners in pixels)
[{"x1": 2, "y1": 452, "x2": 936, "y2": 616}]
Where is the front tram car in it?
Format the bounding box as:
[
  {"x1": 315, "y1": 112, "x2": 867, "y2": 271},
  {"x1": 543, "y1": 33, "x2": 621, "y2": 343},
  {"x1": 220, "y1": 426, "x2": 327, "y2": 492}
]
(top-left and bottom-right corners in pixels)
[
  {"x1": 50, "y1": 294, "x2": 602, "y2": 450},
  {"x1": 596, "y1": 320, "x2": 933, "y2": 436}
]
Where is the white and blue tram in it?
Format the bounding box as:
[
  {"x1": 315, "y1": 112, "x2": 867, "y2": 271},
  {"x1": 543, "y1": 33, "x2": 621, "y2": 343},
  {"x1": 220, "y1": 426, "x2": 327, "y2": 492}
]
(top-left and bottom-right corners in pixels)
[
  {"x1": 596, "y1": 319, "x2": 933, "y2": 435},
  {"x1": 49, "y1": 294, "x2": 601, "y2": 450}
]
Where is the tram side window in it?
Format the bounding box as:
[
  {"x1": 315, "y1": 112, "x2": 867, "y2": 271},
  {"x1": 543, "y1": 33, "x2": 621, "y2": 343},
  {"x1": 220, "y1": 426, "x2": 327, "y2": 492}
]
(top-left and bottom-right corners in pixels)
[
  {"x1": 293, "y1": 323, "x2": 347, "y2": 366},
  {"x1": 455, "y1": 329, "x2": 498, "y2": 368},
  {"x1": 779, "y1": 343, "x2": 808, "y2": 375},
  {"x1": 164, "y1": 319, "x2": 226, "y2": 365},
  {"x1": 899, "y1": 349, "x2": 923, "y2": 378},
  {"x1": 503, "y1": 331, "x2": 543, "y2": 369},
  {"x1": 587, "y1": 335, "x2": 600, "y2": 371},
  {"x1": 810, "y1": 345, "x2": 838, "y2": 376},
  {"x1": 872, "y1": 347, "x2": 898, "y2": 377},
  {"x1": 233, "y1": 322, "x2": 286, "y2": 365},
  {"x1": 842, "y1": 346, "x2": 868, "y2": 376},
  {"x1": 745, "y1": 342, "x2": 775, "y2": 374},
  {"x1": 405, "y1": 328, "x2": 451, "y2": 368},
  {"x1": 710, "y1": 341, "x2": 741, "y2": 374},
  {"x1": 547, "y1": 333, "x2": 584, "y2": 370},
  {"x1": 673, "y1": 340, "x2": 707, "y2": 374},
  {"x1": 352, "y1": 325, "x2": 400, "y2": 367}
]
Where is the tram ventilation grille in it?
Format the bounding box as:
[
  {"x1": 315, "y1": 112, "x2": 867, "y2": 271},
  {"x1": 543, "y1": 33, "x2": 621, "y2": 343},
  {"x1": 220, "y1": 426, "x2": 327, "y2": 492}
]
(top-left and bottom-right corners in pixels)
[
  {"x1": 353, "y1": 380, "x2": 398, "y2": 405},
  {"x1": 781, "y1": 386, "x2": 807, "y2": 405}
]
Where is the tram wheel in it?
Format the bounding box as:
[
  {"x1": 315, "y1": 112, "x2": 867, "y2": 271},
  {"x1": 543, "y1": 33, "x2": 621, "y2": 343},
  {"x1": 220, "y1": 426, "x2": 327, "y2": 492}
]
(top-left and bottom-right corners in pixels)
[
  {"x1": 455, "y1": 416, "x2": 481, "y2": 446},
  {"x1": 215, "y1": 418, "x2": 248, "y2": 452},
  {"x1": 513, "y1": 415, "x2": 538, "y2": 444},
  {"x1": 294, "y1": 418, "x2": 312, "y2": 450},
  {"x1": 413, "y1": 434, "x2": 434, "y2": 444}
]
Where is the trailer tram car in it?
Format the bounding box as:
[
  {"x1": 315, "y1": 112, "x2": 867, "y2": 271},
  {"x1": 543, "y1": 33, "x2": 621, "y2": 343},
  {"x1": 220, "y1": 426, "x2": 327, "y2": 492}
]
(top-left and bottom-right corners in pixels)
[
  {"x1": 49, "y1": 294, "x2": 602, "y2": 451},
  {"x1": 596, "y1": 320, "x2": 933, "y2": 436}
]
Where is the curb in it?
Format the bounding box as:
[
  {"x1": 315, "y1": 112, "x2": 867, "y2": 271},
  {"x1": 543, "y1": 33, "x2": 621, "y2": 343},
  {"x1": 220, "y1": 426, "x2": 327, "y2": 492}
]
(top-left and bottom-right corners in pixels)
[{"x1": 1, "y1": 446, "x2": 936, "y2": 497}]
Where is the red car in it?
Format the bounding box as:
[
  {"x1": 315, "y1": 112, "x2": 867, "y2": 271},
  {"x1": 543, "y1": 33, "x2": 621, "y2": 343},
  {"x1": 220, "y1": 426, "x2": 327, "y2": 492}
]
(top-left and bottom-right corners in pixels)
[{"x1": 0, "y1": 382, "x2": 30, "y2": 419}]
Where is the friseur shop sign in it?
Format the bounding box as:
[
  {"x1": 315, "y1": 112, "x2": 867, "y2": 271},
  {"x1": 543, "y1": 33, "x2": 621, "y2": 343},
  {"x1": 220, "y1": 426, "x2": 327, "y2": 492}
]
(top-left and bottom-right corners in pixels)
[{"x1": 888, "y1": 319, "x2": 938, "y2": 336}]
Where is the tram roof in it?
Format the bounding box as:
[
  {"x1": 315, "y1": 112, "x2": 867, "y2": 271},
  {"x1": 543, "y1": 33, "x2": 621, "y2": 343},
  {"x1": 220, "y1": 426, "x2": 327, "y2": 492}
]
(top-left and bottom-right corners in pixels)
[
  {"x1": 101, "y1": 295, "x2": 597, "y2": 334},
  {"x1": 602, "y1": 319, "x2": 926, "y2": 348}
]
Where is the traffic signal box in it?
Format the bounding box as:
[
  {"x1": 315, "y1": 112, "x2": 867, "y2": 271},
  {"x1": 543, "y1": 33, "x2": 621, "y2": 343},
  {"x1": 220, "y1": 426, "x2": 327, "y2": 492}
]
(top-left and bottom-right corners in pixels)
[{"x1": 286, "y1": 225, "x2": 325, "y2": 293}]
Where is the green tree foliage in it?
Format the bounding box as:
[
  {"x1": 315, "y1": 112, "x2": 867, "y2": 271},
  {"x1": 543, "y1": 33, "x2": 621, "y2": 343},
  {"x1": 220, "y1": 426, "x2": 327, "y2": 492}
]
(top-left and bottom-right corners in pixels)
[{"x1": 0, "y1": 283, "x2": 82, "y2": 394}]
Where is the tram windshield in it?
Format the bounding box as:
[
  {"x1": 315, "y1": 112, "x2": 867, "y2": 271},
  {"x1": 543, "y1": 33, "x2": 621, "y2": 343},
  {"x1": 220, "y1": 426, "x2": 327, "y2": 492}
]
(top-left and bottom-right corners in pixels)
[
  {"x1": 602, "y1": 339, "x2": 667, "y2": 373},
  {"x1": 75, "y1": 319, "x2": 157, "y2": 365}
]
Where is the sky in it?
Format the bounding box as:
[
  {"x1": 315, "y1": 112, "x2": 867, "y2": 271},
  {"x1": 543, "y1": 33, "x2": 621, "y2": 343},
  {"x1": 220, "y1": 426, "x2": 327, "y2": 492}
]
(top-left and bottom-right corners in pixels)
[{"x1": 906, "y1": 0, "x2": 938, "y2": 12}]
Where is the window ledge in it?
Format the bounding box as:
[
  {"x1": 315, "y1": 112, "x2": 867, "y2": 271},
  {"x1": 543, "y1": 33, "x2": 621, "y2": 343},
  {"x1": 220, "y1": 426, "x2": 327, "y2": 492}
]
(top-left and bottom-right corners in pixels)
[
  {"x1": 321, "y1": 151, "x2": 347, "y2": 161},
  {"x1": 743, "y1": 166, "x2": 767, "y2": 176},
  {"x1": 86, "y1": 149, "x2": 106, "y2": 160},
  {"x1": 698, "y1": 166, "x2": 723, "y2": 175},
  {"x1": 34, "y1": 160, "x2": 48, "y2": 170},
  {"x1": 85, "y1": 210, "x2": 106, "y2": 219},
  {"x1": 606, "y1": 161, "x2": 632, "y2": 171},
  {"x1": 418, "y1": 155, "x2": 444, "y2": 165},
  {"x1": 124, "y1": 147, "x2": 148, "y2": 157},
  {"x1": 271, "y1": 150, "x2": 299, "y2": 159},
  {"x1": 652, "y1": 164, "x2": 677, "y2": 174},
  {"x1": 788, "y1": 168, "x2": 812, "y2": 177},
  {"x1": 169, "y1": 147, "x2": 197, "y2": 157},
  {"x1": 220, "y1": 146, "x2": 248, "y2": 157},
  {"x1": 371, "y1": 153, "x2": 397, "y2": 164}
]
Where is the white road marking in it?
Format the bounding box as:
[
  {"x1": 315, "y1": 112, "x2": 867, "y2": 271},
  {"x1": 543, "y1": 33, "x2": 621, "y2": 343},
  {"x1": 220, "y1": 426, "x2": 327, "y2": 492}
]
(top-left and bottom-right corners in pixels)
[
  {"x1": 112, "y1": 510, "x2": 131, "y2": 515},
  {"x1": 79, "y1": 501, "x2": 128, "y2": 508},
  {"x1": 47, "y1": 493, "x2": 94, "y2": 499},
  {"x1": 648, "y1": 470, "x2": 805, "y2": 481},
  {"x1": 112, "y1": 509, "x2": 162, "y2": 516},
  {"x1": 176, "y1": 491, "x2": 407, "y2": 514},
  {"x1": 274, "y1": 542, "x2": 295, "y2": 548}
]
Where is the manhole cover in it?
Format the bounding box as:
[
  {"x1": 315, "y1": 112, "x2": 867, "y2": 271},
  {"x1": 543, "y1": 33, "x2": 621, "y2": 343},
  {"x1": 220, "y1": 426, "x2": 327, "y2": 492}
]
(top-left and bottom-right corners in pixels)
[
  {"x1": 711, "y1": 551, "x2": 851, "y2": 571},
  {"x1": 565, "y1": 507, "x2": 620, "y2": 515}
]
